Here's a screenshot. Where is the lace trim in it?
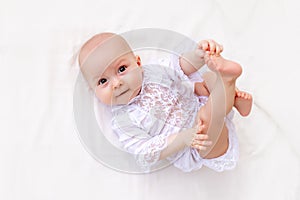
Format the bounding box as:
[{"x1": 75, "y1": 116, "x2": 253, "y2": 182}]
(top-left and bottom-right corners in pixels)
[
  {"x1": 135, "y1": 134, "x2": 168, "y2": 167},
  {"x1": 202, "y1": 113, "x2": 239, "y2": 172}
]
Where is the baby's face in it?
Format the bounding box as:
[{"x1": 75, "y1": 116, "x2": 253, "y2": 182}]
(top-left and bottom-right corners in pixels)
[
  {"x1": 94, "y1": 53, "x2": 143, "y2": 105},
  {"x1": 80, "y1": 35, "x2": 143, "y2": 105}
]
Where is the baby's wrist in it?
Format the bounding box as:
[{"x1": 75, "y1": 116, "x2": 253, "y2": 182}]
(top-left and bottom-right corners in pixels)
[{"x1": 182, "y1": 128, "x2": 196, "y2": 147}]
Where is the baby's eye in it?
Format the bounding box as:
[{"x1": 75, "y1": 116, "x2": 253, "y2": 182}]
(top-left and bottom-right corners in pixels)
[
  {"x1": 118, "y1": 65, "x2": 127, "y2": 73},
  {"x1": 98, "y1": 78, "x2": 107, "y2": 85}
]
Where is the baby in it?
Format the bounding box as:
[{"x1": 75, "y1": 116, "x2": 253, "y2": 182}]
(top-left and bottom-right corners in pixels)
[{"x1": 79, "y1": 32, "x2": 252, "y2": 172}]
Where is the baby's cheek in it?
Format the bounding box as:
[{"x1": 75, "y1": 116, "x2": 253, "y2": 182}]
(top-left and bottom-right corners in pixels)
[
  {"x1": 95, "y1": 88, "x2": 111, "y2": 105},
  {"x1": 126, "y1": 69, "x2": 143, "y2": 89},
  {"x1": 95, "y1": 89, "x2": 103, "y2": 101}
]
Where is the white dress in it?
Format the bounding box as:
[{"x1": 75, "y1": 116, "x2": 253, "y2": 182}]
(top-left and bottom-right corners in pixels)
[{"x1": 110, "y1": 56, "x2": 239, "y2": 172}]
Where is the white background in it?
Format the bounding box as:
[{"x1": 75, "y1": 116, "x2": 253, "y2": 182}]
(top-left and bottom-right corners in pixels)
[{"x1": 1, "y1": 0, "x2": 300, "y2": 199}]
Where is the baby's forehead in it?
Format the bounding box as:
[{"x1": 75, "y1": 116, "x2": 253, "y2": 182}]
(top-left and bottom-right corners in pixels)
[
  {"x1": 94, "y1": 51, "x2": 136, "y2": 71},
  {"x1": 80, "y1": 34, "x2": 132, "y2": 67}
]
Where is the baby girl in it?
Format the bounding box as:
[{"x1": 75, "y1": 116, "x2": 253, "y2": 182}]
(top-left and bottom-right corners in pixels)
[{"x1": 78, "y1": 32, "x2": 252, "y2": 172}]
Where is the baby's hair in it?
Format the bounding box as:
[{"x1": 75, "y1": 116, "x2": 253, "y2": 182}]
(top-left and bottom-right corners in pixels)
[
  {"x1": 78, "y1": 32, "x2": 116, "y2": 67},
  {"x1": 69, "y1": 32, "x2": 116, "y2": 70}
]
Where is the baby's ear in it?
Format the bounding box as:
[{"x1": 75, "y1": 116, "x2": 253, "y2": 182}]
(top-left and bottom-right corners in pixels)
[{"x1": 136, "y1": 55, "x2": 141, "y2": 66}]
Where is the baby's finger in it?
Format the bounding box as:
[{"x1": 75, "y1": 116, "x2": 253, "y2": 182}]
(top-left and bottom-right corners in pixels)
[
  {"x1": 191, "y1": 144, "x2": 207, "y2": 151},
  {"x1": 193, "y1": 133, "x2": 209, "y2": 140},
  {"x1": 208, "y1": 40, "x2": 216, "y2": 54},
  {"x1": 215, "y1": 44, "x2": 223, "y2": 56},
  {"x1": 204, "y1": 140, "x2": 213, "y2": 146},
  {"x1": 197, "y1": 124, "x2": 207, "y2": 134},
  {"x1": 199, "y1": 40, "x2": 209, "y2": 51},
  {"x1": 192, "y1": 140, "x2": 213, "y2": 147},
  {"x1": 220, "y1": 44, "x2": 223, "y2": 52}
]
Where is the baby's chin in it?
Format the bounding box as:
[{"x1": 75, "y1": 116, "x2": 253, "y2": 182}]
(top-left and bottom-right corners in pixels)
[{"x1": 111, "y1": 87, "x2": 141, "y2": 106}]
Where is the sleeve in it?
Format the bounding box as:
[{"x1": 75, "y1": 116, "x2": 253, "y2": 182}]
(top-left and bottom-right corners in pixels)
[{"x1": 111, "y1": 109, "x2": 170, "y2": 169}]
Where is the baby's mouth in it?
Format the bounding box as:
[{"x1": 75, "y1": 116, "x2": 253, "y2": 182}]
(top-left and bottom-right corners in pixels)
[{"x1": 116, "y1": 89, "x2": 129, "y2": 97}]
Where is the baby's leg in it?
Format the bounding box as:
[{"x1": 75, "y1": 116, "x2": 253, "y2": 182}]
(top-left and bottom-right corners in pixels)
[
  {"x1": 201, "y1": 71, "x2": 253, "y2": 117},
  {"x1": 197, "y1": 55, "x2": 242, "y2": 159}
]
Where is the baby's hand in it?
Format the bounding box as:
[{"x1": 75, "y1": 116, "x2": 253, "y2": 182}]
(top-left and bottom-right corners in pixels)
[
  {"x1": 190, "y1": 125, "x2": 212, "y2": 151},
  {"x1": 198, "y1": 39, "x2": 223, "y2": 56}
]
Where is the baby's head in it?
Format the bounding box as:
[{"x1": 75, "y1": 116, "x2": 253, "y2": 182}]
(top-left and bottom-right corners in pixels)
[{"x1": 79, "y1": 33, "x2": 143, "y2": 105}]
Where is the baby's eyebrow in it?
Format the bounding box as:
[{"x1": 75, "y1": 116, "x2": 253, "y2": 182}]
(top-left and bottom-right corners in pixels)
[{"x1": 114, "y1": 58, "x2": 126, "y2": 67}]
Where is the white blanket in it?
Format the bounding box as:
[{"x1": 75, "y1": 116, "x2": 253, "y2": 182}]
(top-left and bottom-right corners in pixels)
[{"x1": 1, "y1": 0, "x2": 299, "y2": 199}]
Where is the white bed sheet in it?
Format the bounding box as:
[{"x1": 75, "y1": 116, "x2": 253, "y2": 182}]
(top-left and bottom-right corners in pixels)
[{"x1": 1, "y1": 0, "x2": 300, "y2": 199}]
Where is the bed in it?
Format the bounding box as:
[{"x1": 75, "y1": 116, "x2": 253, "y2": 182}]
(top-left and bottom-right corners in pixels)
[{"x1": 1, "y1": 0, "x2": 299, "y2": 199}]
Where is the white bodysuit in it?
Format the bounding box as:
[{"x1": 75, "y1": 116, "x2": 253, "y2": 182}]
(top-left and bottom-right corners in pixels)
[{"x1": 110, "y1": 56, "x2": 239, "y2": 172}]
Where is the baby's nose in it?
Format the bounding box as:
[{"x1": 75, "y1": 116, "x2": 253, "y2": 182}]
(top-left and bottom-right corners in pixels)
[{"x1": 112, "y1": 77, "x2": 122, "y2": 88}]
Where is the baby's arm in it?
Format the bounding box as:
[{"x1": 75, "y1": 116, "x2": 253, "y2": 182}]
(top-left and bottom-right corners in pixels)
[
  {"x1": 113, "y1": 121, "x2": 211, "y2": 164},
  {"x1": 179, "y1": 40, "x2": 223, "y2": 76},
  {"x1": 112, "y1": 113, "x2": 211, "y2": 167},
  {"x1": 194, "y1": 82, "x2": 210, "y2": 96}
]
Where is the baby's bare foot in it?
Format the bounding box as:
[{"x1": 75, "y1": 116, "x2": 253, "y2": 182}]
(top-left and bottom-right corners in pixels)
[
  {"x1": 204, "y1": 54, "x2": 242, "y2": 81},
  {"x1": 234, "y1": 89, "x2": 253, "y2": 117}
]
